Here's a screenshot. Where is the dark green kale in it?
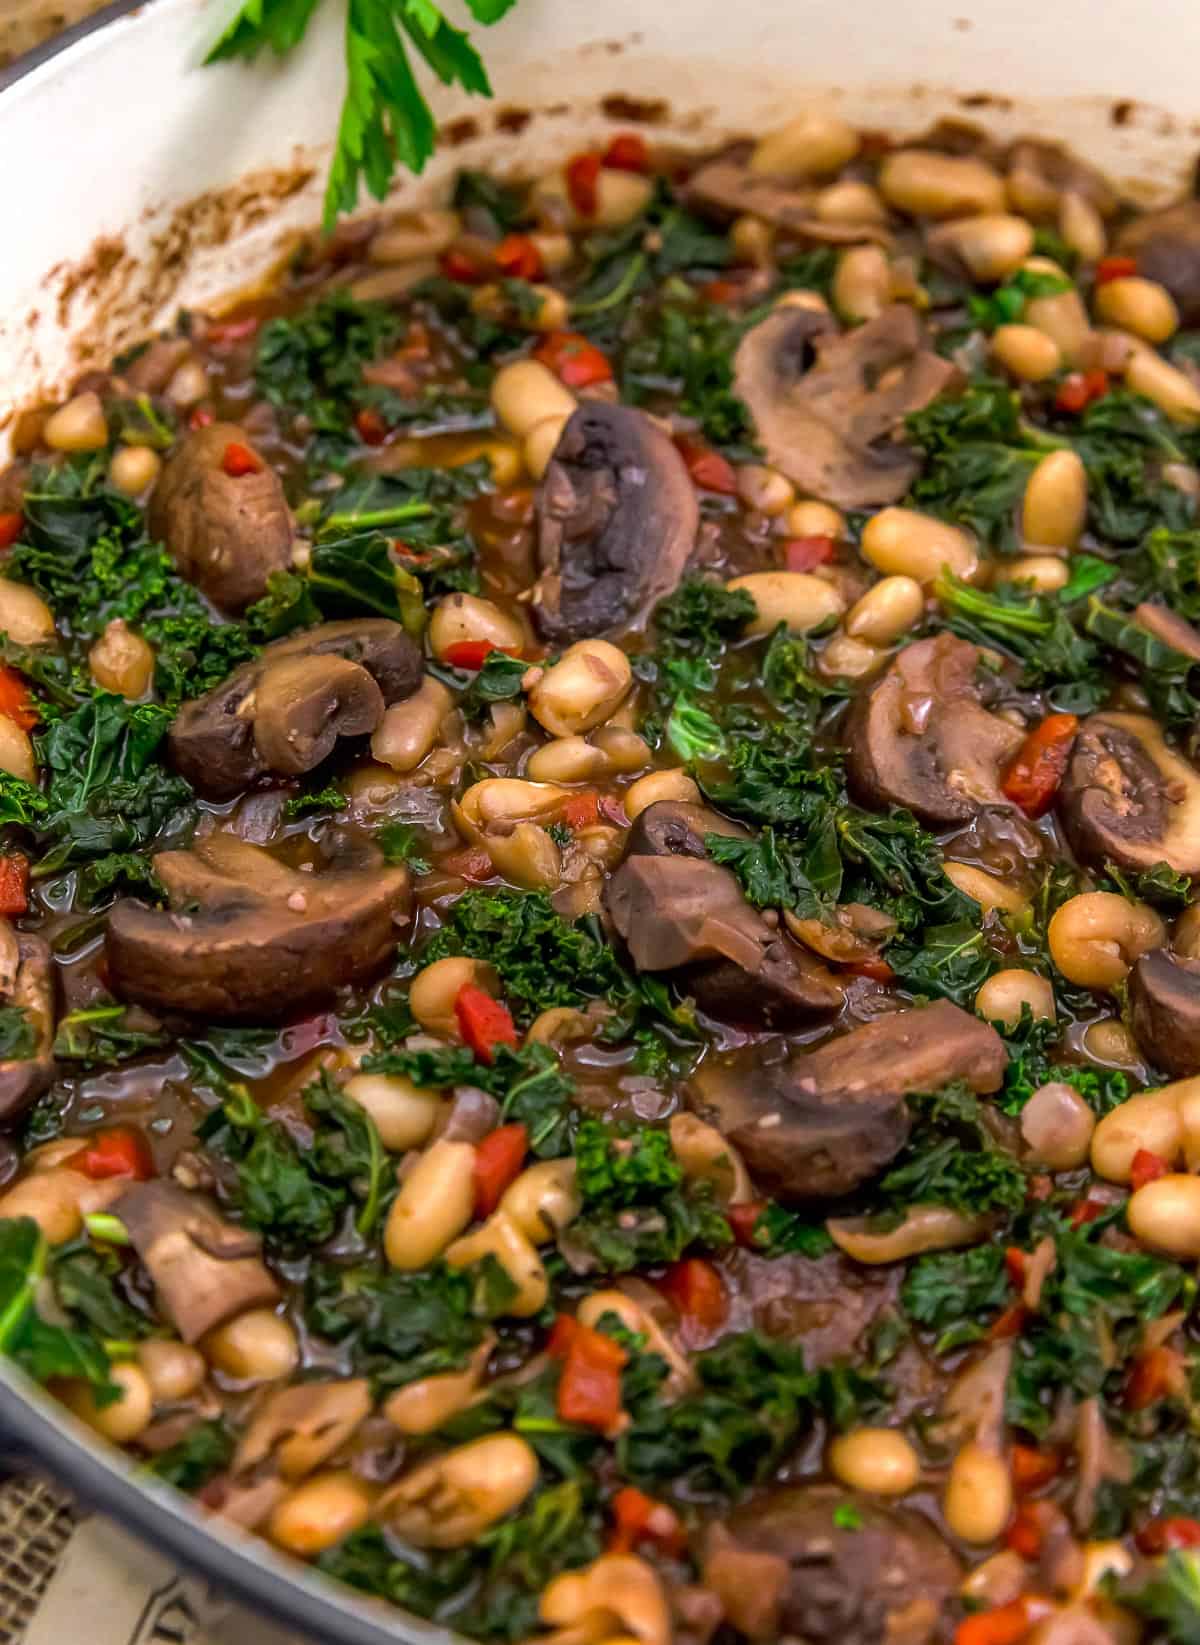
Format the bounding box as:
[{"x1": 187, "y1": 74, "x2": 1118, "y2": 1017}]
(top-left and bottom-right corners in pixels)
[
  {"x1": 0, "y1": 1007, "x2": 35, "y2": 1061},
  {"x1": 886, "y1": 920, "x2": 999, "y2": 1009},
  {"x1": 52, "y1": 1001, "x2": 169, "y2": 1069},
  {"x1": 1121, "y1": 1552, "x2": 1200, "y2": 1644},
  {"x1": 882, "y1": 1083, "x2": 1026, "y2": 1215},
  {"x1": 255, "y1": 292, "x2": 402, "y2": 445},
  {"x1": 836, "y1": 808, "x2": 976, "y2": 933},
  {"x1": 900, "y1": 1245, "x2": 1009, "y2": 1352},
  {"x1": 933, "y1": 566, "x2": 1107, "y2": 709},
  {"x1": 992, "y1": 1006, "x2": 1131, "y2": 1118},
  {"x1": 375, "y1": 820, "x2": 431, "y2": 873},
  {"x1": 623, "y1": 298, "x2": 754, "y2": 452},
  {"x1": 51, "y1": 1244, "x2": 154, "y2": 1341},
  {"x1": 0, "y1": 1217, "x2": 117, "y2": 1402},
  {"x1": 283, "y1": 782, "x2": 346, "y2": 819},
  {"x1": 746, "y1": 1203, "x2": 836, "y2": 1258},
  {"x1": 147, "y1": 1420, "x2": 235, "y2": 1492},
  {"x1": 305, "y1": 1261, "x2": 489, "y2": 1389},
  {"x1": 707, "y1": 822, "x2": 841, "y2": 920}
]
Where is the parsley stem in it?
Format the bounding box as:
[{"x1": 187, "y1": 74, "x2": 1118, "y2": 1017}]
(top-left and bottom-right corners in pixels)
[
  {"x1": 321, "y1": 500, "x2": 436, "y2": 533},
  {"x1": 571, "y1": 252, "x2": 648, "y2": 317}
]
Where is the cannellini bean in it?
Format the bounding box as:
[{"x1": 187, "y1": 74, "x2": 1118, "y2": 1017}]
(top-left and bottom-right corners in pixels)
[
  {"x1": 204, "y1": 1309, "x2": 299, "y2": 1383},
  {"x1": 0, "y1": 579, "x2": 55, "y2": 646},
  {"x1": 371, "y1": 677, "x2": 452, "y2": 772},
  {"x1": 136, "y1": 1339, "x2": 206, "y2": 1403},
  {"x1": 63, "y1": 1361, "x2": 153, "y2": 1444},
  {"x1": 268, "y1": 1472, "x2": 371, "y2": 1557},
  {"x1": 731, "y1": 214, "x2": 775, "y2": 268},
  {"x1": 531, "y1": 231, "x2": 573, "y2": 273},
  {"x1": 445, "y1": 1210, "x2": 548, "y2": 1315},
  {"x1": 384, "y1": 1139, "x2": 476, "y2": 1270},
  {"x1": 0, "y1": 717, "x2": 35, "y2": 783},
  {"x1": 109, "y1": 443, "x2": 161, "y2": 495},
  {"x1": 483, "y1": 820, "x2": 562, "y2": 891},
  {"x1": 1024, "y1": 280, "x2": 1091, "y2": 365},
  {"x1": 828, "y1": 1206, "x2": 985, "y2": 1263},
  {"x1": 541, "y1": 1554, "x2": 671, "y2": 1645},
  {"x1": 786, "y1": 499, "x2": 845, "y2": 540},
  {"x1": 1126, "y1": 349, "x2": 1200, "y2": 423},
  {"x1": 1090, "y1": 1079, "x2": 1194, "y2": 1183},
  {"x1": 877, "y1": 150, "x2": 1005, "y2": 218},
  {"x1": 590, "y1": 726, "x2": 650, "y2": 773},
  {"x1": 623, "y1": 768, "x2": 700, "y2": 820},
  {"x1": 409, "y1": 956, "x2": 490, "y2": 1035},
  {"x1": 943, "y1": 1441, "x2": 1012, "y2": 1544},
  {"x1": 990, "y1": 323, "x2": 1063, "y2": 382},
  {"x1": 1127, "y1": 1172, "x2": 1200, "y2": 1257},
  {"x1": 524, "y1": 414, "x2": 570, "y2": 481},
  {"x1": 1022, "y1": 450, "x2": 1088, "y2": 551},
  {"x1": 930, "y1": 215, "x2": 1034, "y2": 282},
  {"x1": 814, "y1": 180, "x2": 887, "y2": 225},
  {"x1": 0, "y1": 1169, "x2": 85, "y2": 1244},
  {"x1": 1084, "y1": 1017, "x2": 1140, "y2": 1067},
  {"x1": 996, "y1": 555, "x2": 1070, "y2": 593},
  {"x1": 342, "y1": 1072, "x2": 441, "y2": 1151},
  {"x1": 1071, "y1": 1541, "x2": 1134, "y2": 1602},
  {"x1": 1095, "y1": 276, "x2": 1179, "y2": 343},
  {"x1": 491, "y1": 359, "x2": 576, "y2": 439},
  {"x1": 525, "y1": 737, "x2": 609, "y2": 784},
  {"x1": 384, "y1": 1343, "x2": 493, "y2": 1437},
  {"x1": 370, "y1": 208, "x2": 460, "y2": 265},
  {"x1": 844, "y1": 576, "x2": 924, "y2": 646},
  {"x1": 500, "y1": 1159, "x2": 581, "y2": 1243},
  {"x1": 89, "y1": 619, "x2": 154, "y2": 698},
  {"x1": 165, "y1": 359, "x2": 210, "y2": 408},
  {"x1": 833, "y1": 244, "x2": 890, "y2": 323},
  {"x1": 736, "y1": 463, "x2": 795, "y2": 516},
  {"x1": 1021, "y1": 1082, "x2": 1096, "y2": 1170},
  {"x1": 828, "y1": 1427, "x2": 921, "y2": 1497},
  {"x1": 819, "y1": 633, "x2": 883, "y2": 679},
  {"x1": 1047, "y1": 892, "x2": 1164, "y2": 988},
  {"x1": 429, "y1": 593, "x2": 525, "y2": 662},
  {"x1": 726, "y1": 571, "x2": 845, "y2": 635},
  {"x1": 1058, "y1": 191, "x2": 1107, "y2": 263},
  {"x1": 750, "y1": 112, "x2": 859, "y2": 179},
  {"x1": 43, "y1": 391, "x2": 108, "y2": 452},
  {"x1": 379, "y1": 1433, "x2": 538, "y2": 1548},
  {"x1": 960, "y1": 1550, "x2": 1029, "y2": 1608},
  {"x1": 458, "y1": 778, "x2": 566, "y2": 831},
  {"x1": 975, "y1": 968, "x2": 1056, "y2": 1029},
  {"x1": 528, "y1": 640, "x2": 632, "y2": 737},
  {"x1": 860, "y1": 507, "x2": 976, "y2": 584},
  {"x1": 668, "y1": 1112, "x2": 752, "y2": 1205}
]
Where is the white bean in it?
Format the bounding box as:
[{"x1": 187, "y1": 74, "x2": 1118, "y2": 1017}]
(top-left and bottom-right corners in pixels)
[
  {"x1": 269, "y1": 1472, "x2": 371, "y2": 1557},
  {"x1": 109, "y1": 444, "x2": 161, "y2": 495},
  {"x1": 43, "y1": 391, "x2": 108, "y2": 452},
  {"x1": 829, "y1": 1427, "x2": 921, "y2": 1496},
  {"x1": 1095, "y1": 276, "x2": 1179, "y2": 344},
  {"x1": 0, "y1": 579, "x2": 55, "y2": 646},
  {"x1": 342, "y1": 1073, "x2": 441, "y2": 1151},
  {"x1": 409, "y1": 957, "x2": 488, "y2": 1035},
  {"x1": 750, "y1": 113, "x2": 859, "y2": 180},
  {"x1": 1022, "y1": 450, "x2": 1087, "y2": 551},
  {"x1": 371, "y1": 678, "x2": 451, "y2": 773},
  {"x1": 975, "y1": 969, "x2": 1055, "y2": 1029},
  {"x1": 943, "y1": 1441, "x2": 1012, "y2": 1544},
  {"x1": 63, "y1": 1362, "x2": 153, "y2": 1443},
  {"x1": 380, "y1": 1434, "x2": 538, "y2": 1548},
  {"x1": 429, "y1": 594, "x2": 524, "y2": 661},
  {"x1": 528, "y1": 640, "x2": 632, "y2": 738},
  {"x1": 878, "y1": 151, "x2": 1005, "y2": 218},
  {"x1": 623, "y1": 769, "x2": 700, "y2": 820},
  {"x1": 726, "y1": 571, "x2": 845, "y2": 635},
  {"x1": 1127, "y1": 1173, "x2": 1200, "y2": 1257},
  {"x1": 843, "y1": 576, "x2": 924, "y2": 646},
  {"x1": 445, "y1": 1209, "x2": 548, "y2": 1315},
  {"x1": 204, "y1": 1309, "x2": 298, "y2": 1383},
  {"x1": 861, "y1": 508, "x2": 977, "y2": 584},
  {"x1": 499, "y1": 1159, "x2": 581, "y2": 1243},
  {"x1": 490, "y1": 360, "x2": 576, "y2": 439},
  {"x1": 384, "y1": 1139, "x2": 476, "y2": 1271}
]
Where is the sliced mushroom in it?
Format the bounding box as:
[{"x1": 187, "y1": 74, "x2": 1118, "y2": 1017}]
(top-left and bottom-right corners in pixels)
[
  {"x1": 112, "y1": 1181, "x2": 279, "y2": 1343},
  {"x1": 149, "y1": 422, "x2": 292, "y2": 612},
  {"x1": 624, "y1": 799, "x2": 749, "y2": 860},
  {"x1": 1006, "y1": 140, "x2": 1118, "y2": 220},
  {"x1": 1058, "y1": 710, "x2": 1200, "y2": 875},
  {"x1": 685, "y1": 154, "x2": 892, "y2": 245},
  {"x1": 233, "y1": 1379, "x2": 372, "y2": 1479},
  {"x1": 733, "y1": 304, "x2": 962, "y2": 509},
  {"x1": 0, "y1": 929, "x2": 55, "y2": 1123},
  {"x1": 687, "y1": 1000, "x2": 1005, "y2": 1202},
  {"x1": 532, "y1": 403, "x2": 698, "y2": 643},
  {"x1": 169, "y1": 619, "x2": 422, "y2": 799},
  {"x1": 1115, "y1": 199, "x2": 1200, "y2": 325},
  {"x1": 845, "y1": 634, "x2": 1024, "y2": 826},
  {"x1": 106, "y1": 835, "x2": 411, "y2": 1021},
  {"x1": 1130, "y1": 947, "x2": 1200, "y2": 1077},
  {"x1": 725, "y1": 1485, "x2": 960, "y2": 1645},
  {"x1": 1132, "y1": 600, "x2": 1200, "y2": 662}
]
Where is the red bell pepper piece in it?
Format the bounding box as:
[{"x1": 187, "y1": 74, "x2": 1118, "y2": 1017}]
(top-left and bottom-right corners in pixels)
[
  {"x1": 608, "y1": 1486, "x2": 684, "y2": 1555},
  {"x1": 1005, "y1": 1501, "x2": 1050, "y2": 1560},
  {"x1": 1010, "y1": 1443, "x2": 1061, "y2": 1495},
  {"x1": 0, "y1": 856, "x2": 29, "y2": 918},
  {"x1": 1136, "y1": 1516, "x2": 1200, "y2": 1555},
  {"x1": 988, "y1": 1301, "x2": 1029, "y2": 1341},
  {"x1": 1001, "y1": 713, "x2": 1079, "y2": 817},
  {"x1": 955, "y1": 1596, "x2": 1053, "y2": 1645},
  {"x1": 845, "y1": 957, "x2": 895, "y2": 983},
  {"x1": 534, "y1": 331, "x2": 613, "y2": 389},
  {"x1": 221, "y1": 440, "x2": 262, "y2": 477},
  {"x1": 559, "y1": 791, "x2": 601, "y2": 832},
  {"x1": 442, "y1": 639, "x2": 520, "y2": 671},
  {"x1": 439, "y1": 246, "x2": 488, "y2": 284},
  {"x1": 494, "y1": 233, "x2": 545, "y2": 281},
  {"x1": 207, "y1": 314, "x2": 261, "y2": 344},
  {"x1": 1054, "y1": 368, "x2": 1109, "y2": 414},
  {"x1": 442, "y1": 847, "x2": 496, "y2": 883},
  {"x1": 1131, "y1": 1147, "x2": 1170, "y2": 1191},
  {"x1": 1095, "y1": 255, "x2": 1138, "y2": 284},
  {"x1": 702, "y1": 278, "x2": 745, "y2": 306},
  {"x1": 0, "y1": 668, "x2": 37, "y2": 733},
  {"x1": 1068, "y1": 1195, "x2": 1106, "y2": 1228},
  {"x1": 473, "y1": 1123, "x2": 528, "y2": 1218},
  {"x1": 0, "y1": 513, "x2": 23, "y2": 552},
  {"x1": 566, "y1": 152, "x2": 602, "y2": 217},
  {"x1": 78, "y1": 1126, "x2": 155, "y2": 1182},
  {"x1": 1125, "y1": 1344, "x2": 1185, "y2": 1411},
  {"x1": 602, "y1": 133, "x2": 650, "y2": 174},
  {"x1": 353, "y1": 408, "x2": 388, "y2": 447},
  {"x1": 675, "y1": 436, "x2": 737, "y2": 495},
  {"x1": 657, "y1": 1258, "x2": 728, "y2": 1345},
  {"x1": 454, "y1": 984, "x2": 518, "y2": 1063},
  {"x1": 1005, "y1": 1246, "x2": 1028, "y2": 1288},
  {"x1": 784, "y1": 535, "x2": 836, "y2": 572},
  {"x1": 189, "y1": 406, "x2": 215, "y2": 431},
  {"x1": 727, "y1": 1200, "x2": 767, "y2": 1247},
  {"x1": 548, "y1": 1314, "x2": 628, "y2": 1430}
]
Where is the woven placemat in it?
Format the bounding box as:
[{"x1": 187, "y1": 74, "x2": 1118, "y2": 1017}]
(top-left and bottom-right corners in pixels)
[{"x1": 0, "y1": 1476, "x2": 76, "y2": 1642}]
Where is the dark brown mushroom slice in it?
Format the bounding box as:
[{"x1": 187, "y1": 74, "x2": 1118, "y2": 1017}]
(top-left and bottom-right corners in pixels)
[
  {"x1": 169, "y1": 618, "x2": 422, "y2": 799},
  {"x1": 532, "y1": 402, "x2": 698, "y2": 642},
  {"x1": 685, "y1": 155, "x2": 892, "y2": 244},
  {"x1": 623, "y1": 799, "x2": 750, "y2": 860},
  {"x1": 0, "y1": 926, "x2": 55, "y2": 1124},
  {"x1": 1058, "y1": 710, "x2": 1200, "y2": 875},
  {"x1": 106, "y1": 835, "x2": 411, "y2": 1021},
  {"x1": 1116, "y1": 200, "x2": 1200, "y2": 325},
  {"x1": 845, "y1": 633, "x2": 1024, "y2": 826},
  {"x1": 149, "y1": 421, "x2": 292, "y2": 613},
  {"x1": 733, "y1": 304, "x2": 963, "y2": 509},
  {"x1": 721, "y1": 1248, "x2": 900, "y2": 1366},
  {"x1": 1133, "y1": 600, "x2": 1200, "y2": 662},
  {"x1": 113, "y1": 1181, "x2": 280, "y2": 1343},
  {"x1": 724, "y1": 1485, "x2": 960, "y2": 1645},
  {"x1": 688, "y1": 1000, "x2": 1006, "y2": 1202},
  {"x1": 1130, "y1": 948, "x2": 1200, "y2": 1077}
]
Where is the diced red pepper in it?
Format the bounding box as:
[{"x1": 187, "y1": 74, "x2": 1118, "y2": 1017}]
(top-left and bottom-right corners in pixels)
[
  {"x1": 1125, "y1": 1344, "x2": 1185, "y2": 1411},
  {"x1": 602, "y1": 133, "x2": 650, "y2": 174},
  {"x1": 845, "y1": 957, "x2": 895, "y2": 983},
  {"x1": 442, "y1": 847, "x2": 495, "y2": 883},
  {"x1": 566, "y1": 152, "x2": 602, "y2": 218},
  {"x1": 0, "y1": 856, "x2": 29, "y2": 918},
  {"x1": 1068, "y1": 1195, "x2": 1106, "y2": 1228},
  {"x1": 354, "y1": 408, "x2": 388, "y2": 447},
  {"x1": 473, "y1": 1123, "x2": 528, "y2": 1218},
  {"x1": 455, "y1": 984, "x2": 519, "y2": 1063},
  {"x1": 988, "y1": 1301, "x2": 1029, "y2": 1341},
  {"x1": 547, "y1": 1313, "x2": 628, "y2": 1430},
  {"x1": 439, "y1": 246, "x2": 488, "y2": 284},
  {"x1": 1027, "y1": 1174, "x2": 1054, "y2": 1203},
  {"x1": 608, "y1": 1486, "x2": 685, "y2": 1555},
  {"x1": 1131, "y1": 1147, "x2": 1170, "y2": 1191},
  {"x1": 1005, "y1": 1501, "x2": 1049, "y2": 1560},
  {"x1": 441, "y1": 639, "x2": 520, "y2": 671},
  {"x1": 1054, "y1": 368, "x2": 1109, "y2": 414},
  {"x1": 1136, "y1": 1516, "x2": 1200, "y2": 1555},
  {"x1": 1001, "y1": 713, "x2": 1079, "y2": 818},
  {"x1": 1011, "y1": 1443, "x2": 1061, "y2": 1495},
  {"x1": 559, "y1": 791, "x2": 602, "y2": 831},
  {"x1": 0, "y1": 513, "x2": 23, "y2": 552},
  {"x1": 534, "y1": 330, "x2": 613, "y2": 389},
  {"x1": 657, "y1": 1258, "x2": 728, "y2": 1345},
  {"x1": 702, "y1": 278, "x2": 745, "y2": 306},
  {"x1": 1096, "y1": 255, "x2": 1138, "y2": 285},
  {"x1": 955, "y1": 1596, "x2": 1053, "y2": 1645},
  {"x1": 494, "y1": 233, "x2": 545, "y2": 281},
  {"x1": 207, "y1": 314, "x2": 261, "y2": 344},
  {"x1": 78, "y1": 1126, "x2": 155, "y2": 1182},
  {"x1": 189, "y1": 406, "x2": 215, "y2": 431},
  {"x1": 783, "y1": 535, "x2": 836, "y2": 572},
  {"x1": 727, "y1": 1200, "x2": 767, "y2": 1247},
  {"x1": 0, "y1": 667, "x2": 37, "y2": 733},
  {"x1": 221, "y1": 440, "x2": 262, "y2": 478},
  {"x1": 675, "y1": 436, "x2": 737, "y2": 495},
  {"x1": 1005, "y1": 1246, "x2": 1028, "y2": 1288}
]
